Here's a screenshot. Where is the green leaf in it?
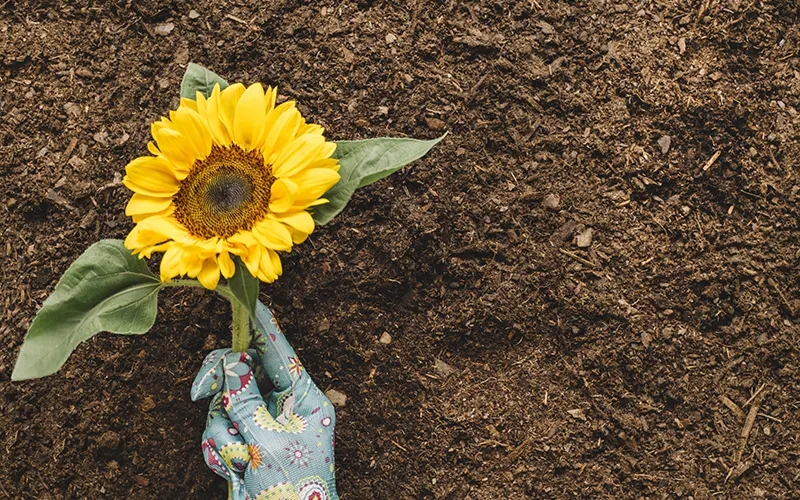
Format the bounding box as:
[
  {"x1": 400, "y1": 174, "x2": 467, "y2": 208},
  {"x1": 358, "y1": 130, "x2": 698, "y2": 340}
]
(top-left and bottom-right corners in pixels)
[
  {"x1": 312, "y1": 134, "x2": 446, "y2": 225},
  {"x1": 12, "y1": 240, "x2": 162, "y2": 381},
  {"x1": 228, "y1": 258, "x2": 259, "y2": 319},
  {"x1": 180, "y1": 62, "x2": 229, "y2": 100}
]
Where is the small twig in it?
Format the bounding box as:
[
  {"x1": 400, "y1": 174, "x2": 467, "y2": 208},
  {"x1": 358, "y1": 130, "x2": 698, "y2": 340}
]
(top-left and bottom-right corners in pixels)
[
  {"x1": 139, "y1": 19, "x2": 156, "y2": 38},
  {"x1": 702, "y1": 150, "x2": 721, "y2": 171},
  {"x1": 391, "y1": 440, "x2": 408, "y2": 452},
  {"x1": 62, "y1": 137, "x2": 78, "y2": 166},
  {"x1": 225, "y1": 14, "x2": 248, "y2": 25},
  {"x1": 719, "y1": 395, "x2": 745, "y2": 419},
  {"x1": 725, "y1": 460, "x2": 752, "y2": 483},
  {"x1": 632, "y1": 473, "x2": 666, "y2": 481},
  {"x1": 559, "y1": 248, "x2": 599, "y2": 268},
  {"x1": 463, "y1": 74, "x2": 489, "y2": 103},
  {"x1": 767, "y1": 147, "x2": 781, "y2": 171},
  {"x1": 740, "y1": 403, "x2": 759, "y2": 440},
  {"x1": 640, "y1": 256, "x2": 655, "y2": 266},
  {"x1": 476, "y1": 439, "x2": 513, "y2": 450},
  {"x1": 735, "y1": 387, "x2": 767, "y2": 463},
  {"x1": 767, "y1": 278, "x2": 795, "y2": 317},
  {"x1": 743, "y1": 383, "x2": 766, "y2": 408},
  {"x1": 506, "y1": 435, "x2": 534, "y2": 463},
  {"x1": 112, "y1": 16, "x2": 141, "y2": 34}
]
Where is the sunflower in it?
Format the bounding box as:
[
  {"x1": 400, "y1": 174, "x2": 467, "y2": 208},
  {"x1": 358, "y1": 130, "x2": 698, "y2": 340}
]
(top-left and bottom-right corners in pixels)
[{"x1": 123, "y1": 83, "x2": 340, "y2": 289}]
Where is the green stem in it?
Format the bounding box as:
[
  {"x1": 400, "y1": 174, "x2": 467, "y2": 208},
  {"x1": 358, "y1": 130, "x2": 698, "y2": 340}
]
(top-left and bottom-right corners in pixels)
[
  {"x1": 230, "y1": 297, "x2": 251, "y2": 352},
  {"x1": 162, "y1": 279, "x2": 207, "y2": 288},
  {"x1": 162, "y1": 280, "x2": 234, "y2": 300}
]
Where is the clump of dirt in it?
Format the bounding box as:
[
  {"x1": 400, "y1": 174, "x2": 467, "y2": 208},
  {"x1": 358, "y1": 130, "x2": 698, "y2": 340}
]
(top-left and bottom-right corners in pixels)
[{"x1": 1, "y1": 0, "x2": 798, "y2": 498}]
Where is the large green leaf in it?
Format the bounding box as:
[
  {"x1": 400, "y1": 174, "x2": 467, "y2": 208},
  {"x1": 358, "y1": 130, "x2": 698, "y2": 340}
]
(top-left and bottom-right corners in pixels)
[
  {"x1": 180, "y1": 62, "x2": 229, "y2": 100},
  {"x1": 11, "y1": 240, "x2": 162, "y2": 381},
  {"x1": 228, "y1": 258, "x2": 259, "y2": 319},
  {"x1": 312, "y1": 135, "x2": 446, "y2": 225}
]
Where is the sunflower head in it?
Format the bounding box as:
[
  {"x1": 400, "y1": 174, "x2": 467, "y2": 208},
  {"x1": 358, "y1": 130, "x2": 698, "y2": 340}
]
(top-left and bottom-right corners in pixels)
[{"x1": 123, "y1": 83, "x2": 340, "y2": 289}]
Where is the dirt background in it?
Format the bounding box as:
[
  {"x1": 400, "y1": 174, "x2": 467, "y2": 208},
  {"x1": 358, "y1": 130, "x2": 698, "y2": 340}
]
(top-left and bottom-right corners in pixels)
[{"x1": 1, "y1": 0, "x2": 799, "y2": 498}]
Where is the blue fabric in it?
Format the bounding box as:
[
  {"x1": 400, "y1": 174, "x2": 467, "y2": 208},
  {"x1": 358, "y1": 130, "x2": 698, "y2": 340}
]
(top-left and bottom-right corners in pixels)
[{"x1": 192, "y1": 301, "x2": 338, "y2": 500}]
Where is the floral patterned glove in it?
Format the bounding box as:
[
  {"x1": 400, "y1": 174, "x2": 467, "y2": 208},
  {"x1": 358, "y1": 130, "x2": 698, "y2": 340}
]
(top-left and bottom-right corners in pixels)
[{"x1": 191, "y1": 301, "x2": 337, "y2": 500}]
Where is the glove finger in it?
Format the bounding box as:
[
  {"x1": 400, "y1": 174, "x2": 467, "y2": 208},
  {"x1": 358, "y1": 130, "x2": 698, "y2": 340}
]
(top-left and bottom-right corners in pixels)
[
  {"x1": 253, "y1": 300, "x2": 311, "y2": 393},
  {"x1": 205, "y1": 393, "x2": 251, "y2": 474},
  {"x1": 246, "y1": 348, "x2": 273, "y2": 397},
  {"x1": 220, "y1": 351, "x2": 273, "y2": 443},
  {"x1": 271, "y1": 381, "x2": 336, "y2": 435},
  {"x1": 191, "y1": 348, "x2": 231, "y2": 401},
  {"x1": 267, "y1": 374, "x2": 326, "y2": 421},
  {"x1": 201, "y1": 436, "x2": 247, "y2": 500},
  {"x1": 201, "y1": 395, "x2": 247, "y2": 498}
]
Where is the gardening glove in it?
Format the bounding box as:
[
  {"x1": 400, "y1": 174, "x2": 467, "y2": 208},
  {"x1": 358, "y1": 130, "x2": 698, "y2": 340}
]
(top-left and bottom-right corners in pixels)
[{"x1": 191, "y1": 300, "x2": 338, "y2": 500}]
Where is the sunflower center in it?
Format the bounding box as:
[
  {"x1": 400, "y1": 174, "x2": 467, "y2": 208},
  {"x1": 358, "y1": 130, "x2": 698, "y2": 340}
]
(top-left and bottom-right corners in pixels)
[
  {"x1": 204, "y1": 174, "x2": 251, "y2": 213},
  {"x1": 174, "y1": 145, "x2": 274, "y2": 239}
]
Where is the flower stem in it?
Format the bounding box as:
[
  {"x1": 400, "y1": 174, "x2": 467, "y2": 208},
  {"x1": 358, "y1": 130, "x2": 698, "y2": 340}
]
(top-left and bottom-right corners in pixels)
[{"x1": 230, "y1": 296, "x2": 251, "y2": 352}]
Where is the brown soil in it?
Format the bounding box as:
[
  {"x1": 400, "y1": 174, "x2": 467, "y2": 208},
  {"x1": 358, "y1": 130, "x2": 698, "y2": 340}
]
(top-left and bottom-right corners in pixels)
[{"x1": 2, "y1": 0, "x2": 799, "y2": 498}]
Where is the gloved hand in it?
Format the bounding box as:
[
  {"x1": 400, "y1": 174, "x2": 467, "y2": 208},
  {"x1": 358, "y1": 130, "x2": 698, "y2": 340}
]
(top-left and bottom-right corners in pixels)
[{"x1": 191, "y1": 301, "x2": 338, "y2": 500}]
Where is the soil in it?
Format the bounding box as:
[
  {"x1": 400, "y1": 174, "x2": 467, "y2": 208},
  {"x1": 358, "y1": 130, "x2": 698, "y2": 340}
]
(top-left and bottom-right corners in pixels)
[{"x1": 1, "y1": 0, "x2": 799, "y2": 498}]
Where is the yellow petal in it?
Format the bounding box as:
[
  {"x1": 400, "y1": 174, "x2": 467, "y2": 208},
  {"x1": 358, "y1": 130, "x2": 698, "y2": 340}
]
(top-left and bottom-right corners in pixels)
[
  {"x1": 131, "y1": 205, "x2": 174, "y2": 223},
  {"x1": 204, "y1": 84, "x2": 232, "y2": 146},
  {"x1": 147, "y1": 141, "x2": 161, "y2": 155},
  {"x1": 233, "y1": 83, "x2": 268, "y2": 149},
  {"x1": 268, "y1": 178, "x2": 298, "y2": 213},
  {"x1": 252, "y1": 220, "x2": 293, "y2": 251},
  {"x1": 227, "y1": 231, "x2": 258, "y2": 248},
  {"x1": 123, "y1": 156, "x2": 180, "y2": 196},
  {"x1": 243, "y1": 244, "x2": 261, "y2": 276},
  {"x1": 218, "y1": 251, "x2": 235, "y2": 279},
  {"x1": 172, "y1": 106, "x2": 212, "y2": 159},
  {"x1": 153, "y1": 128, "x2": 194, "y2": 172},
  {"x1": 139, "y1": 241, "x2": 172, "y2": 259},
  {"x1": 160, "y1": 245, "x2": 183, "y2": 282},
  {"x1": 218, "y1": 83, "x2": 246, "y2": 142},
  {"x1": 257, "y1": 249, "x2": 278, "y2": 282},
  {"x1": 304, "y1": 157, "x2": 340, "y2": 172},
  {"x1": 289, "y1": 168, "x2": 341, "y2": 206},
  {"x1": 124, "y1": 215, "x2": 187, "y2": 251},
  {"x1": 298, "y1": 123, "x2": 325, "y2": 137},
  {"x1": 272, "y1": 134, "x2": 327, "y2": 178},
  {"x1": 182, "y1": 253, "x2": 204, "y2": 278},
  {"x1": 305, "y1": 197, "x2": 329, "y2": 207},
  {"x1": 261, "y1": 102, "x2": 301, "y2": 159},
  {"x1": 195, "y1": 91, "x2": 209, "y2": 116},
  {"x1": 151, "y1": 118, "x2": 169, "y2": 138},
  {"x1": 265, "y1": 86, "x2": 277, "y2": 114},
  {"x1": 125, "y1": 193, "x2": 173, "y2": 216},
  {"x1": 269, "y1": 210, "x2": 315, "y2": 236},
  {"x1": 290, "y1": 230, "x2": 309, "y2": 245},
  {"x1": 192, "y1": 237, "x2": 222, "y2": 256},
  {"x1": 197, "y1": 258, "x2": 221, "y2": 289},
  {"x1": 180, "y1": 97, "x2": 199, "y2": 113},
  {"x1": 268, "y1": 248, "x2": 282, "y2": 277}
]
